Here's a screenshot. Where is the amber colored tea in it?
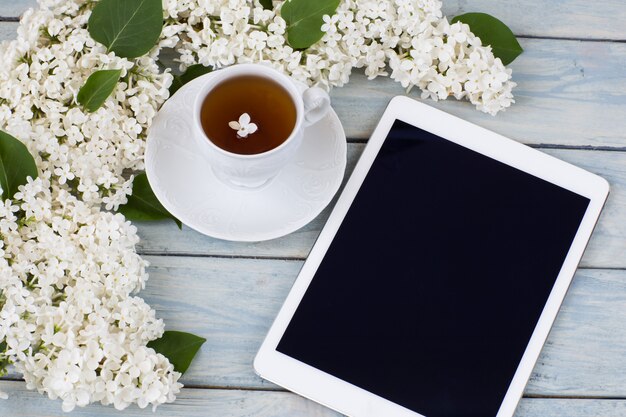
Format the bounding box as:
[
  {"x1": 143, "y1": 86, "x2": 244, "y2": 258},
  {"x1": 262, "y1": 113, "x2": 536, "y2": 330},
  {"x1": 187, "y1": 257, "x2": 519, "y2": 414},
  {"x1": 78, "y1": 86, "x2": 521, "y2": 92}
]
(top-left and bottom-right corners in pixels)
[{"x1": 200, "y1": 75, "x2": 297, "y2": 155}]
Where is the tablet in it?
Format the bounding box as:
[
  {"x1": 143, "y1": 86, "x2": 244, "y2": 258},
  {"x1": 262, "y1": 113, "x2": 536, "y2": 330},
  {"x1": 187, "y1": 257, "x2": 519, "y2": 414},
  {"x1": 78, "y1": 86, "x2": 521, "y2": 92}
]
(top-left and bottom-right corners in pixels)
[{"x1": 254, "y1": 96, "x2": 609, "y2": 417}]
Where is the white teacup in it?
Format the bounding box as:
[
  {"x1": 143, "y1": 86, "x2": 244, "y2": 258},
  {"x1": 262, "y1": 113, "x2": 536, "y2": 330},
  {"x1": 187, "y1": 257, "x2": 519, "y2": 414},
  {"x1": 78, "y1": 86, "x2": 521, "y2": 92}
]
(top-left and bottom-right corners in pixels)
[{"x1": 192, "y1": 63, "x2": 331, "y2": 189}]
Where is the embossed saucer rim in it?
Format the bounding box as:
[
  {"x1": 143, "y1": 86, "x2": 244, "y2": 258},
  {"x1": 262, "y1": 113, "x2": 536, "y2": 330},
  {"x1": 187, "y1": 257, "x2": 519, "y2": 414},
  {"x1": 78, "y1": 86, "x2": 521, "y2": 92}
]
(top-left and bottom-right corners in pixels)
[{"x1": 145, "y1": 72, "x2": 347, "y2": 242}]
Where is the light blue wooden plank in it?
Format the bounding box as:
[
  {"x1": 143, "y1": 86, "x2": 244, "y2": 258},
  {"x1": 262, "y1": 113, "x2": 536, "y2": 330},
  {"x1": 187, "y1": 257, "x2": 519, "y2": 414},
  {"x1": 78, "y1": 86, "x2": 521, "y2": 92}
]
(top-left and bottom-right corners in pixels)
[
  {"x1": 135, "y1": 146, "x2": 626, "y2": 269},
  {"x1": 2, "y1": 0, "x2": 626, "y2": 40},
  {"x1": 533, "y1": 269, "x2": 626, "y2": 397},
  {"x1": 0, "y1": 0, "x2": 36, "y2": 17},
  {"x1": 441, "y1": 0, "x2": 626, "y2": 40},
  {"x1": 0, "y1": 21, "x2": 16, "y2": 41},
  {"x1": 1, "y1": 381, "x2": 626, "y2": 417},
  {"x1": 4, "y1": 257, "x2": 615, "y2": 396},
  {"x1": 516, "y1": 399, "x2": 626, "y2": 416},
  {"x1": 1, "y1": 23, "x2": 625, "y2": 147},
  {"x1": 331, "y1": 39, "x2": 626, "y2": 146},
  {"x1": 143, "y1": 261, "x2": 626, "y2": 397},
  {"x1": 541, "y1": 149, "x2": 626, "y2": 269}
]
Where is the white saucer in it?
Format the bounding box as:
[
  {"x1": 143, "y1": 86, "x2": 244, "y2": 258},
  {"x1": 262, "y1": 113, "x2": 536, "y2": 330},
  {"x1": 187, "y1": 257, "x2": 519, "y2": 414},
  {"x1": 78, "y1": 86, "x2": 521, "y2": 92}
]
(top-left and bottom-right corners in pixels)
[{"x1": 145, "y1": 74, "x2": 347, "y2": 242}]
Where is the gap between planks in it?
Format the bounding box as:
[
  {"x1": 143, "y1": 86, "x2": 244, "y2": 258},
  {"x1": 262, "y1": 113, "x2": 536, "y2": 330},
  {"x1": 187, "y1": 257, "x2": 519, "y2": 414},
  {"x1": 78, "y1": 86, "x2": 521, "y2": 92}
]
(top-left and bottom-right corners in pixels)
[
  {"x1": 523, "y1": 393, "x2": 626, "y2": 401},
  {"x1": 135, "y1": 251, "x2": 626, "y2": 270},
  {"x1": 138, "y1": 252, "x2": 307, "y2": 261},
  {"x1": 347, "y1": 138, "x2": 626, "y2": 151},
  {"x1": 517, "y1": 35, "x2": 626, "y2": 44}
]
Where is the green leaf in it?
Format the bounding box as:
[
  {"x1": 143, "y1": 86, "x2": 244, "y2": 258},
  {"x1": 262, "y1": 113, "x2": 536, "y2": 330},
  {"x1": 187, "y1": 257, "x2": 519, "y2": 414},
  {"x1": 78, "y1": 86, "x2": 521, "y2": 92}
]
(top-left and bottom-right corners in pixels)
[
  {"x1": 147, "y1": 331, "x2": 206, "y2": 374},
  {"x1": 451, "y1": 13, "x2": 523, "y2": 65},
  {"x1": 281, "y1": 0, "x2": 340, "y2": 49},
  {"x1": 0, "y1": 131, "x2": 38, "y2": 201},
  {"x1": 118, "y1": 172, "x2": 182, "y2": 229},
  {"x1": 77, "y1": 69, "x2": 122, "y2": 113},
  {"x1": 259, "y1": 0, "x2": 273, "y2": 10},
  {"x1": 169, "y1": 64, "x2": 213, "y2": 96},
  {"x1": 88, "y1": 0, "x2": 164, "y2": 59},
  {"x1": 0, "y1": 340, "x2": 9, "y2": 377}
]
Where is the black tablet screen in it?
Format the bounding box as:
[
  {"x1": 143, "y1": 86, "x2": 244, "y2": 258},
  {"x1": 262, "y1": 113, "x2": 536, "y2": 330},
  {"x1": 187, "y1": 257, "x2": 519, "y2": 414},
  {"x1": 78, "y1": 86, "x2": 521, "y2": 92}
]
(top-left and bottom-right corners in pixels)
[{"x1": 276, "y1": 120, "x2": 590, "y2": 417}]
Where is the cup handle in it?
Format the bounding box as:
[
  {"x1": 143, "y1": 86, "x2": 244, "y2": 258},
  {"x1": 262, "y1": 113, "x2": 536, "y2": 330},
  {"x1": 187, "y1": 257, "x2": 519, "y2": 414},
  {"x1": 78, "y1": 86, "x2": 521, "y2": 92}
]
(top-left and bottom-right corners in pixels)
[{"x1": 302, "y1": 87, "x2": 331, "y2": 127}]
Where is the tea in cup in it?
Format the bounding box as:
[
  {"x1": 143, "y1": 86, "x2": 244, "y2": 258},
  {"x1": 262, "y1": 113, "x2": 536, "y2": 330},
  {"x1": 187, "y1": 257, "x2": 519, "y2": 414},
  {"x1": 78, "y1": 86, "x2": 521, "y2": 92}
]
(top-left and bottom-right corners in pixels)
[{"x1": 193, "y1": 64, "x2": 331, "y2": 188}]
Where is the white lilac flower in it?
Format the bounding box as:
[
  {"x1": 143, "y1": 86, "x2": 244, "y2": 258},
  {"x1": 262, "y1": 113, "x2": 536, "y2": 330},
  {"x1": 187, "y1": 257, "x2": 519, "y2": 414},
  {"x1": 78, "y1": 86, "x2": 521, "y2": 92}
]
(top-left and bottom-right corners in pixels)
[
  {"x1": 170, "y1": 0, "x2": 515, "y2": 114},
  {"x1": 0, "y1": 0, "x2": 180, "y2": 411},
  {"x1": 229, "y1": 113, "x2": 258, "y2": 138},
  {"x1": 0, "y1": 180, "x2": 182, "y2": 412}
]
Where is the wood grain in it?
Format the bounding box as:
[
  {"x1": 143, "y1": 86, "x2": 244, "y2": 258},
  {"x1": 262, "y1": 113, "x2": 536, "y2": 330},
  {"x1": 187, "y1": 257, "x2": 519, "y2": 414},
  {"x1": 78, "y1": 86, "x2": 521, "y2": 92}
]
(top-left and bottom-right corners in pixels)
[
  {"x1": 6, "y1": 257, "x2": 621, "y2": 397},
  {"x1": 134, "y1": 146, "x2": 626, "y2": 269},
  {"x1": 2, "y1": 0, "x2": 626, "y2": 40},
  {"x1": 441, "y1": 0, "x2": 626, "y2": 40},
  {"x1": 331, "y1": 39, "x2": 626, "y2": 146},
  {"x1": 0, "y1": 0, "x2": 34, "y2": 18},
  {"x1": 1, "y1": 381, "x2": 626, "y2": 417},
  {"x1": 0, "y1": 20, "x2": 16, "y2": 38}
]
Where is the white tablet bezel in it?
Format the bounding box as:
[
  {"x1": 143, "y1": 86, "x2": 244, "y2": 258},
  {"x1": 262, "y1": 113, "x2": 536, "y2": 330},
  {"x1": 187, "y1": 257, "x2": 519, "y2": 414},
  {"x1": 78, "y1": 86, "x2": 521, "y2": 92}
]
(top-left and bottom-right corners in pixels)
[{"x1": 254, "y1": 96, "x2": 609, "y2": 417}]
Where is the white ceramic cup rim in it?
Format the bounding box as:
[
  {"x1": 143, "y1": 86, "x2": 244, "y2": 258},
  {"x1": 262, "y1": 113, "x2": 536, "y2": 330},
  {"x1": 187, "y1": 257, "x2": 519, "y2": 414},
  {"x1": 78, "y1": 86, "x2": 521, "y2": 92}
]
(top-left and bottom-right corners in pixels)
[{"x1": 194, "y1": 64, "x2": 305, "y2": 160}]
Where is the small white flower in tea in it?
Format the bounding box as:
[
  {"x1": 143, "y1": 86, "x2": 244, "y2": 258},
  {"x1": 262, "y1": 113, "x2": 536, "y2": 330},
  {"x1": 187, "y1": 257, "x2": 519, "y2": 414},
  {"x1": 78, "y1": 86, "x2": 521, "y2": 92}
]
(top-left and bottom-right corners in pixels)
[{"x1": 229, "y1": 113, "x2": 258, "y2": 138}]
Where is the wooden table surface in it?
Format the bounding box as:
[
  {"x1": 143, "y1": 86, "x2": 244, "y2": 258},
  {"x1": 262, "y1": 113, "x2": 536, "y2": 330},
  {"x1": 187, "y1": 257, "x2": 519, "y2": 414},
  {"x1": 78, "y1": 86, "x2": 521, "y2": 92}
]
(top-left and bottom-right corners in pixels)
[{"x1": 2, "y1": 1, "x2": 626, "y2": 416}]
